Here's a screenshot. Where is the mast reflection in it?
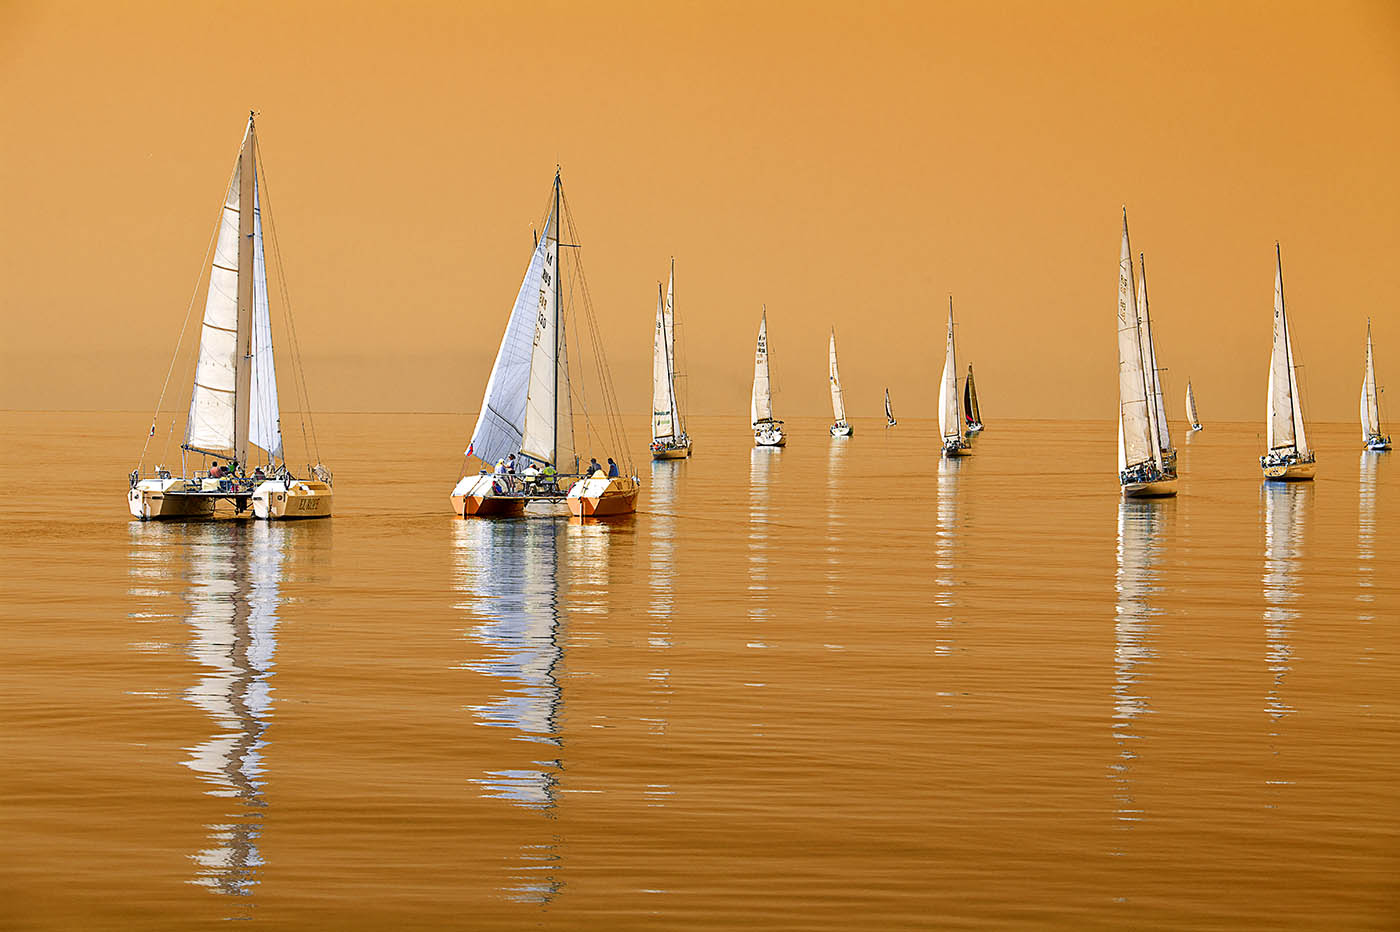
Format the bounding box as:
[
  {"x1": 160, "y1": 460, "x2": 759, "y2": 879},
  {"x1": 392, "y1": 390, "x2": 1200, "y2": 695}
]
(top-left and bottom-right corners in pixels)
[
  {"x1": 127, "y1": 521, "x2": 289, "y2": 901},
  {"x1": 452, "y1": 519, "x2": 565, "y2": 903},
  {"x1": 1111, "y1": 499, "x2": 1164, "y2": 829},
  {"x1": 1262, "y1": 483, "x2": 1306, "y2": 726}
]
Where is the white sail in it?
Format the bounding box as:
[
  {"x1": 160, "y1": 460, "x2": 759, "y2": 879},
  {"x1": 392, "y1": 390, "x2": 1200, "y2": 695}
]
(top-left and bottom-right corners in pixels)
[
  {"x1": 247, "y1": 176, "x2": 282, "y2": 461},
  {"x1": 520, "y1": 228, "x2": 563, "y2": 465},
  {"x1": 468, "y1": 213, "x2": 555, "y2": 467},
  {"x1": 186, "y1": 154, "x2": 243, "y2": 453},
  {"x1": 1185, "y1": 381, "x2": 1200, "y2": 428},
  {"x1": 751, "y1": 310, "x2": 773, "y2": 425},
  {"x1": 938, "y1": 305, "x2": 961, "y2": 441},
  {"x1": 1137, "y1": 255, "x2": 1171, "y2": 455},
  {"x1": 1117, "y1": 211, "x2": 1157, "y2": 470},
  {"x1": 1267, "y1": 247, "x2": 1308, "y2": 455},
  {"x1": 829, "y1": 329, "x2": 847, "y2": 424},
  {"x1": 665, "y1": 261, "x2": 682, "y2": 435},
  {"x1": 1361, "y1": 322, "x2": 1381, "y2": 439},
  {"x1": 651, "y1": 285, "x2": 676, "y2": 441},
  {"x1": 885, "y1": 388, "x2": 893, "y2": 422}
]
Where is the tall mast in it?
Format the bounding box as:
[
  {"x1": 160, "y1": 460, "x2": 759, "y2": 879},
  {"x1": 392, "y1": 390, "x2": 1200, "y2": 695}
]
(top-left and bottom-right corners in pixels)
[
  {"x1": 1276, "y1": 241, "x2": 1292, "y2": 437},
  {"x1": 553, "y1": 168, "x2": 562, "y2": 468},
  {"x1": 233, "y1": 111, "x2": 256, "y2": 470}
]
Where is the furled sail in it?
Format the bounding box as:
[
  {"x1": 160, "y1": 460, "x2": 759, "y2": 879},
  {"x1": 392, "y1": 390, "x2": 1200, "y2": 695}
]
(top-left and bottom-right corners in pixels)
[
  {"x1": 469, "y1": 212, "x2": 555, "y2": 467},
  {"x1": 938, "y1": 304, "x2": 962, "y2": 441},
  {"x1": 247, "y1": 176, "x2": 282, "y2": 460},
  {"x1": 651, "y1": 284, "x2": 677, "y2": 441},
  {"x1": 1137, "y1": 255, "x2": 1171, "y2": 455},
  {"x1": 1361, "y1": 322, "x2": 1381, "y2": 440},
  {"x1": 186, "y1": 150, "x2": 243, "y2": 454},
  {"x1": 1185, "y1": 381, "x2": 1200, "y2": 428},
  {"x1": 1117, "y1": 211, "x2": 1157, "y2": 471},
  {"x1": 829, "y1": 329, "x2": 847, "y2": 424},
  {"x1": 964, "y1": 364, "x2": 981, "y2": 425},
  {"x1": 1266, "y1": 245, "x2": 1309, "y2": 455},
  {"x1": 751, "y1": 310, "x2": 773, "y2": 425}
]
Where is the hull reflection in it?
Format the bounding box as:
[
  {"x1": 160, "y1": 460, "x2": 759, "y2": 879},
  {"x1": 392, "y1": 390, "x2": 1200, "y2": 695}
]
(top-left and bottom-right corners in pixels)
[
  {"x1": 1262, "y1": 483, "x2": 1307, "y2": 727},
  {"x1": 1111, "y1": 499, "x2": 1165, "y2": 831}
]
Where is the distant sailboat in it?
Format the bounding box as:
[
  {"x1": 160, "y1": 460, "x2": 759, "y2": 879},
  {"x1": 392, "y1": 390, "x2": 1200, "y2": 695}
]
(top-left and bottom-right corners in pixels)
[
  {"x1": 939, "y1": 298, "x2": 972, "y2": 457},
  {"x1": 1185, "y1": 380, "x2": 1203, "y2": 432},
  {"x1": 884, "y1": 388, "x2": 897, "y2": 427},
  {"x1": 1360, "y1": 320, "x2": 1391, "y2": 451},
  {"x1": 128, "y1": 112, "x2": 332, "y2": 521},
  {"x1": 752, "y1": 308, "x2": 786, "y2": 447},
  {"x1": 964, "y1": 364, "x2": 983, "y2": 434},
  {"x1": 1260, "y1": 243, "x2": 1317, "y2": 480},
  {"x1": 451, "y1": 170, "x2": 640, "y2": 517},
  {"x1": 651, "y1": 259, "x2": 692, "y2": 459},
  {"x1": 829, "y1": 328, "x2": 853, "y2": 437},
  {"x1": 1116, "y1": 209, "x2": 1177, "y2": 497}
]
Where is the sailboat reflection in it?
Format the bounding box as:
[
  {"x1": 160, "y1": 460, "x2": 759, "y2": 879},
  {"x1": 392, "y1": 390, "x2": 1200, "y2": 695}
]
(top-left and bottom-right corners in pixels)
[
  {"x1": 128, "y1": 521, "x2": 290, "y2": 900},
  {"x1": 934, "y1": 457, "x2": 963, "y2": 658},
  {"x1": 824, "y1": 439, "x2": 847, "y2": 611},
  {"x1": 1263, "y1": 483, "x2": 1306, "y2": 724},
  {"x1": 643, "y1": 464, "x2": 676, "y2": 805},
  {"x1": 1111, "y1": 499, "x2": 1164, "y2": 827},
  {"x1": 748, "y1": 447, "x2": 775, "y2": 629},
  {"x1": 1358, "y1": 453, "x2": 1378, "y2": 624},
  {"x1": 452, "y1": 519, "x2": 565, "y2": 902}
]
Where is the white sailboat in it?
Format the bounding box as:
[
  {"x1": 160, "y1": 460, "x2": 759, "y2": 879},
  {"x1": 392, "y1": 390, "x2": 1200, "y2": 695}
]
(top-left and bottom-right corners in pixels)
[
  {"x1": 939, "y1": 299, "x2": 972, "y2": 457},
  {"x1": 963, "y1": 365, "x2": 983, "y2": 434},
  {"x1": 1116, "y1": 209, "x2": 1176, "y2": 497},
  {"x1": 828, "y1": 328, "x2": 853, "y2": 437},
  {"x1": 128, "y1": 113, "x2": 332, "y2": 521},
  {"x1": 451, "y1": 170, "x2": 640, "y2": 517},
  {"x1": 884, "y1": 388, "x2": 897, "y2": 427},
  {"x1": 1185, "y1": 380, "x2": 1203, "y2": 432},
  {"x1": 752, "y1": 308, "x2": 786, "y2": 447},
  {"x1": 650, "y1": 259, "x2": 692, "y2": 459},
  {"x1": 1360, "y1": 320, "x2": 1391, "y2": 451},
  {"x1": 1261, "y1": 243, "x2": 1317, "y2": 480}
]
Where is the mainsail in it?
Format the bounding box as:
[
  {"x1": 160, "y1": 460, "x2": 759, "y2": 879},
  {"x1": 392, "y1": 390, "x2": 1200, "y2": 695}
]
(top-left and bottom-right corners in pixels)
[
  {"x1": 829, "y1": 329, "x2": 847, "y2": 425},
  {"x1": 1266, "y1": 244, "x2": 1309, "y2": 456},
  {"x1": 1361, "y1": 321, "x2": 1381, "y2": 441},
  {"x1": 651, "y1": 284, "x2": 677, "y2": 441},
  {"x1": 884, "y1": 388, "x2": 894, "y2": 423},
  {"x1": 751, "y1": 309, "x2": 774, "y2": 425},
  {"x1": 1185, "y1": 381, "x2": 1200, "y2": 429},
  {"x1": 1117, "y1": 210, "x2": 1159, "y2": 473},
  {"x1": 964, "y1": 364, "x2": 981, "y2": 426},
  {"x1": 938, "y1": 302, "x2": 962, "y2": 441},
  {"x1": 1137, "y1": 254, "x2": 1172, "y2": 456}
]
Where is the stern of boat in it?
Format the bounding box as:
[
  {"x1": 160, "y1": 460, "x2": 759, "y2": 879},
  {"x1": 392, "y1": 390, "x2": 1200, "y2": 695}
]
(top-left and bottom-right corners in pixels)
[
  {"x1": 253, "y1": 479, "x2": 333, "y2": 519},
  {"x1": 567, "y1": 475, "x2": 640, "y2": 517},
  {"x1": 1122, "y1": 476, "x2": 1179, "y2": 498},
  {"x1": 128, "y1": 477, "x2": 217, "y2": 520}
]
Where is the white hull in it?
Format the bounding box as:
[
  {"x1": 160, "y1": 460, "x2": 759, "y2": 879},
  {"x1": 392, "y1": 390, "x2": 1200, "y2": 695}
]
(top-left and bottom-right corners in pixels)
[
  {"x1": 251, "y1": 480, "x2": 333, "y2": 519},
  {"x1": 829, "y1": 423, "x2": 853, "y2": 437},
  {"x1": 651, "y1": 439, "x2": 692, "y2": 460},
  {"x1": 1261, "y1": 456, "x2": 1317, "y2": 481},
  {"x1": 1364, "y1": 435, "x2": 1391, "y2": 451},
  {"x1": 941, "y1": 439, "x2": 972, "y2": 457},
  {"x1": 754, "y1": 424, "x2": 786, "y2": 447}
]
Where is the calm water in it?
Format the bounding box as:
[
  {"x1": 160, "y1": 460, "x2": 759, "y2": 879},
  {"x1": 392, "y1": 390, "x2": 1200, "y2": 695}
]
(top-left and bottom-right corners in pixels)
[{"x1": 3, "y1": 412, "x2": 1397, "y2": 930}]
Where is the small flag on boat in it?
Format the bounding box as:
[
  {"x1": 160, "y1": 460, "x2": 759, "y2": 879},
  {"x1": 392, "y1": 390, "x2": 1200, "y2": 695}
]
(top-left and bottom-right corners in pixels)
[
  {"x1": 465, "y1": 442, "x2": 474, "y2": 458},
  {"x1": 149, "y1": 423, "x2": 156, "y2": 437}
]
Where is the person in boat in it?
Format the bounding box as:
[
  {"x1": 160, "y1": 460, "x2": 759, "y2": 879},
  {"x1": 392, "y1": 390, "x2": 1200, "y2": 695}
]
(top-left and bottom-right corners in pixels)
[
  {"x1": 494, "y1": 458, "x2": 507, "y2": 476},
  {"x1": 209, "y1": 461, "x2": 225, "y2": 478},
  {"x1": 607, "y1": 457, "x2": 620, "y2": 478},
  {"x1": 253, "y1": 466, "x2": 266, "y2": 482},
  {"x1": 541, "y1": 463, "x2": 557, "y2": 490},
  {"x1": 506, "y1": 453, "x2": 518, "y2": 475},
  {"x1": 585, "y1": 457, "x2": 602, "y2": 477}
]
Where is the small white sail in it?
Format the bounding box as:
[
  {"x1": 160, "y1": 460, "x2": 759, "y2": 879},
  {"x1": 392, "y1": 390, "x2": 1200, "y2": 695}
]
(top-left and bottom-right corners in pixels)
[
  {"x1": 1361, "y1": 322, "x2": 1381, "y2": 440},
  {"x1": 468, "y1": 213, "x2": 555, "y2": 467},
  {"x1": 1185, "y1": 381, "x2": 1200, "y2": 428},
  {"x1": 751, "y1": 310, "x2": 773, "y2": 425},
  {"x1": 938, "y1": 305, "x2": 961, "y2": 441},
  {"x1": 651, "y1": 285, "x2": 676, "y2": 441},
  {"x1": 1117, "y1": 211, "x2": 1157, "y2": 471},
  {"x1": 247, "y1": 176, "x2": 282, "y2": 460},
  {"x1": 1267, "y1": 246, "x2": 1309, "y2": 455},
  {"x1": 829, "y1": 329, "x2": 847, "y2": 425},
  {"x1": 186, "y1": 152, "x2": 244, "y2": 454}
]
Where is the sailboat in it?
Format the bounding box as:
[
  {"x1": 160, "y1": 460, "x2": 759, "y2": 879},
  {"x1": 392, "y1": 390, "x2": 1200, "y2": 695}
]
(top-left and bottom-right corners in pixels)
[
  {"x1": 964, "y1": 364, "x2": 983, "y2": 434},
  {"x1": 1185, "y1": 380, "x2": 1203, "y2": 431},
  {"x1": 884, "y1": 388, "x2": 897, "y2": 427},
  {"x1": 1116, "y1": 209, "x2": 1176, "y2": 497},
  {"x1": 828, "y1": 329, "x2": 853, "y2": 437},
  {"x1": 650, "y1": 259, "x2": 692, "y2": 459},
  {"x1": 939, "y1": 299, "x2": 972, "y2": 457},
  {"x1": 1261, "y1": 243, "x2": 1317, "y2": 480},
  {"x1": 752, "y1": 308, "x2": 786, "y2": 447},
  {"x1": 1360, "y1": 321, "x2": 1391, "y2": 451},
  {"x1": 128, "y1": 113, "x2": 332, "y2": 521},
  {"x1": 451, "y1": 170, "x2": 640, "y2": 517}
]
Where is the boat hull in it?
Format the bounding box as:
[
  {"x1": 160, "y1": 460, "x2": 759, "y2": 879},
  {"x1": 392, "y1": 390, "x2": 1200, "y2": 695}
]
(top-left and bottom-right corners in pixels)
[
  {"x1": 942, "y1": 440, "x2": 973, "y2": 457},
  {"x1": 1262, "y1": 460, "x2": 1317, "y2": 481},
  {"x1": 252, "y1": 480, "x2": 333, "y2": 520},
  {"x1": 128, "y1": 482, "x2": 218, "y2": 520},
  {"x1": 567, "y1": 475, "x2": 639, "y2": 517},
  {"x1": 651, "y1": 442, "x2": 692, "y2": 460},
  {"x1": 1122, "y1": 476, "x2": 1179, "y2": 498},
  {"x1": 966, "y1": 423, "x2": 983, "y2": 435},
  {"x1": 829, "y1": 423, "x2": 853, "y2": 437},
  {"x1": 1364, "y1": 436, "x2": 1391, "y2": 451}
]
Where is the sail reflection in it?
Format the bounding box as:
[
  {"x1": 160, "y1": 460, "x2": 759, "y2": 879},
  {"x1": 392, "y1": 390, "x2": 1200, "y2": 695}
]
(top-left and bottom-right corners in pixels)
[
  {"x1": 1262, "y1": 483, "x2": 1306, "y2": 724},
  {"x1": 452, "y1": 519, "x2": 565, "y2": 903},
  {"x1": 127, "y1": 521, "x2": 289, "y2": 901},
  {"x1": 1111, "y1": 499, "x2": 1164, "y2": 828},
  {"x1": 824, "y1": 440, "x2": 847, "y2": 622},
  {"x1": 748, "y1": 448, "x2": 775, "y2": 629},
  {"x1": 643, "y1": 464, "x2": 676, "y2": 806},
  {"x1": 933, "y1": 457, "x2": 963, "y2": 658}
]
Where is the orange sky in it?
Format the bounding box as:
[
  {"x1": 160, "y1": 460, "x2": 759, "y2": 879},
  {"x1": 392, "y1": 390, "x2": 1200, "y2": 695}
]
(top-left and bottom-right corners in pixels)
[{"x1": 2, "y1": 0, "x2": 1398, "y2": 423}]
